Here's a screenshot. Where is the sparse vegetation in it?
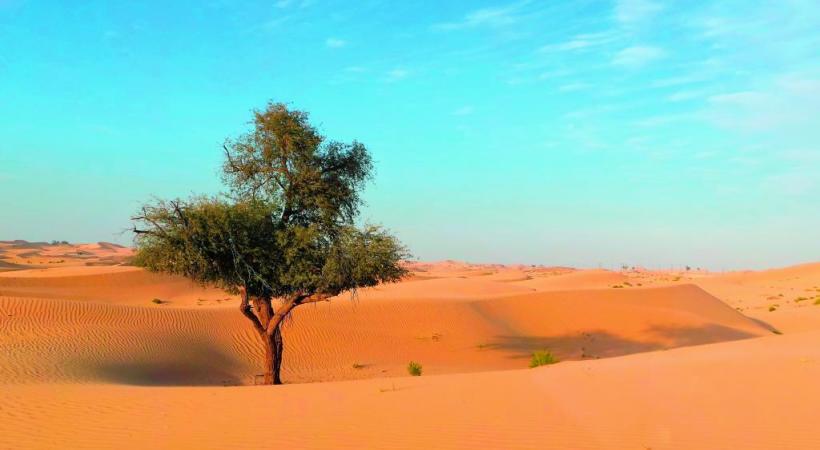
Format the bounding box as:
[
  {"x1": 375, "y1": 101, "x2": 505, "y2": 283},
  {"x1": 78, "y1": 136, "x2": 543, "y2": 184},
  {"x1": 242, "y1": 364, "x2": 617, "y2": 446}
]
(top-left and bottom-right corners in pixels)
[
  {"x1": 612, "y1": 284, "x2": 624, "y2": 288},
  {"x1": 352, "y1": 363, "x2": 365, "y2": 369},
  {"x1": 815, "y1": 298, "x2": 820, "y2": 305},
  {"x1": 529, "y1": 350, "x2": 558, "y2": 368},
  {"x1": 151, "y1": 298, "x2": 164, "y2": 305},
  {"x1": 795, "y1": 297, "x2": 809, "y2": 303},
  {"x1": 407, "y1": 361, "x2": 423, "y2": 376},
  {"x1": 768, "y1": 305, "x2": 777, "y2": 312}
]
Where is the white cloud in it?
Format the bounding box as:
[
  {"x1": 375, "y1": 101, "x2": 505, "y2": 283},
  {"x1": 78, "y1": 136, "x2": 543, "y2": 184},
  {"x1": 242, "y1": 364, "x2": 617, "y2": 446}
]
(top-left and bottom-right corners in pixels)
[
  {"x1": 558, "y1": 82, "x2": 590, "y2": 92},
  {"x1": 704, "y1": 75, "x2": 820, "y2": 133},
  {"x1": 541, "y1": 31, "x2": 618, "y2": 52},
  {"x1": 615, "y1": 0, "x2": 663, "y2": 26},
  {"x1": 433, "y1": 2, "x2": 526, "y2": 30},
  {"x1": 612, "y1": 45, "x2": 665, "y2": 67},
  {"x1": 325, "y1": 37, "x2": 347, "y2": 48},
  {"x1": 666, "y1": 90, "x2": 704, "y2": 102}
]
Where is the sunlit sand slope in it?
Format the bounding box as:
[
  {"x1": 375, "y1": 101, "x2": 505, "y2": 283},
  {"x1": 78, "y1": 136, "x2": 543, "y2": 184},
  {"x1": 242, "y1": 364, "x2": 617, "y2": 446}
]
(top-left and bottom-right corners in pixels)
[{"x1": 2, "y1": 330, "x2": 818, "y2": 450}]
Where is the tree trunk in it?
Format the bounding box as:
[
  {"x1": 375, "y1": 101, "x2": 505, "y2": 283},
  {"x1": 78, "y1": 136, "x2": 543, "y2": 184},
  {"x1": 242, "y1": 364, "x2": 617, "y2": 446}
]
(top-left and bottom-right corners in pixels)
[
  {"x1": 272, "y1": 324, "x2": 284, "y2": 384},
  {"x1": 261, "y1": 324, "x2": 285, "y2": 385}
]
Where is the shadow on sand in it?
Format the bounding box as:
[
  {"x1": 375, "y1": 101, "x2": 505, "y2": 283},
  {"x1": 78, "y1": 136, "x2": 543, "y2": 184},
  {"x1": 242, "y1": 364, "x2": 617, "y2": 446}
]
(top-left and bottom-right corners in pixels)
[{"x1": 486, "y1": 323, "x2": 760, "y2": 361}]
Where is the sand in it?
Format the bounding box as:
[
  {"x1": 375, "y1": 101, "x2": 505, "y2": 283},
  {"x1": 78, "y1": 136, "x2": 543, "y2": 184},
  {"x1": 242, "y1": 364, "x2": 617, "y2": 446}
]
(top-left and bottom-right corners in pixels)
[{"x1": 1, "y1": 241, "x2": 819, "y2": 449}]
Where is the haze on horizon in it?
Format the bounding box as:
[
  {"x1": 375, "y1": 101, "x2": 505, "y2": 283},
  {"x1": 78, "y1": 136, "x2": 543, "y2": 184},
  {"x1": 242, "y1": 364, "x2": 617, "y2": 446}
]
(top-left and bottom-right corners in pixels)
[{"x1": 1, "y1": 0, "x2": 818, "y2": 270}]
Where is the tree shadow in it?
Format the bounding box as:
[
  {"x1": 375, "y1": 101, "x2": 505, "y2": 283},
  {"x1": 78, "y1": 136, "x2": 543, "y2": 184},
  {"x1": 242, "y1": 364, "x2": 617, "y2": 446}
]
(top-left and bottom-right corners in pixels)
[
  {"x1": 82, "y1": 340, "x2": 246, "y2": 386},
  {"x1": 486, "y1": 323, "x2": 759, "y2": 361}
]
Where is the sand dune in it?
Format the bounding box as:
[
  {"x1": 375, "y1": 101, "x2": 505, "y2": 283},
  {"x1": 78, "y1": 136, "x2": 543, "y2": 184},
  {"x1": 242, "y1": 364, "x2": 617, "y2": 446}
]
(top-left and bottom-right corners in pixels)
[
  {"x1": 2, "y1": 243, "x2": 819, "y2": 448},
  {"x1": 0, "y1": 282, "x2": 768, "y2": 386},
  {"x1": 2, "y1": 330, "x2": 818, "y2": 450},
  {"x1": 0, "y1": 266, "x2": 234, "y2": 307}
]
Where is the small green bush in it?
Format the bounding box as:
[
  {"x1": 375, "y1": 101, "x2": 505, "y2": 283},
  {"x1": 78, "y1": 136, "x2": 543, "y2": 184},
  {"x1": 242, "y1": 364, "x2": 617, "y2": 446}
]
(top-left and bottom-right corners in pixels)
[
  {"x1": 407, "y1": 361, "x2": 422, "y2": 376},
  {"x1": 529, "y1": 350, "x2": 558, "y2": 368}
]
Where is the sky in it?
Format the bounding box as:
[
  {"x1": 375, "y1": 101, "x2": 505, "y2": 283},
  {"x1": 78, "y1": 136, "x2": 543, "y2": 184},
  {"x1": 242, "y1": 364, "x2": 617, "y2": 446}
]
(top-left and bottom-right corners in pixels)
[{"x1": 0, "y1": 0, "x2": 818, "y2": 270}]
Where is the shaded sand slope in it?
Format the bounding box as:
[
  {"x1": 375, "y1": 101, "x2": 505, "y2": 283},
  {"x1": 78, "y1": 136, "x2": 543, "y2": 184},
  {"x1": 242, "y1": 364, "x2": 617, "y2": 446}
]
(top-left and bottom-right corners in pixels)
[
  {"x1": 2, "y1": 330, "x2": 818, "y2": 450},
  {"x1": 0, "y1": 283, "x2": 768, "y2": 386},
  {"x1": 474, "y1": 284, "x2": 766, "y2": 359}
]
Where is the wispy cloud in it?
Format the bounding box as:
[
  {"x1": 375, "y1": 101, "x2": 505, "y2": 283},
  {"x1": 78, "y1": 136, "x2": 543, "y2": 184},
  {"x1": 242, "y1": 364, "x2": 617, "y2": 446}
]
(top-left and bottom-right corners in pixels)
[
  {"x1": 386, "y1": 68, "x2": 409, "y2": 82},
  {"x1": 612, "y1": 45, "x2": 665, "y2": 68},
  {"x1": 433, "y1": 1, "x2": 528, "y2": 30},
  {"x1": 651, "y1": 74, "x2": 707, "y2": 88},
  {"x1": 558, "y1": 82, "x2": 590, "y2": 92},
  {"x1": 614, "y1": 0, "x2": 663, "y2": 26},
  {"x1": 541, "y1": 31, "x2": 618, "y2": 52},
  {"x1": 705, "y1": 75, "x2": 820, "y2": 132},
  {"x1": 666, "y1": 90, "x2": 705, "y2": 102},
  {"x1": 325, "y1": 37, "x2": 347, "y2": 48}
]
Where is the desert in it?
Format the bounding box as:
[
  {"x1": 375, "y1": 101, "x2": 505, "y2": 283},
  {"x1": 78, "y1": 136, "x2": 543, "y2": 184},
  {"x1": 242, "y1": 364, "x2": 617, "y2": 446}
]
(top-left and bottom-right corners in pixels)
[
  {"x1": 3, "y1": 1, "x2": 819, "y2": 448},
  {"x1": 2, "y1": 241, "x2": 819, "y2": 449}
]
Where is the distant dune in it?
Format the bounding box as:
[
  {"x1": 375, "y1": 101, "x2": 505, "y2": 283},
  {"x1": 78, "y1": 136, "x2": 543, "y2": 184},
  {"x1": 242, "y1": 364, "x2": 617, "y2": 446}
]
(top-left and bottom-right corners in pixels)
[{"x1": 1, "y1": 241, "x2": 819, "y2": 448}]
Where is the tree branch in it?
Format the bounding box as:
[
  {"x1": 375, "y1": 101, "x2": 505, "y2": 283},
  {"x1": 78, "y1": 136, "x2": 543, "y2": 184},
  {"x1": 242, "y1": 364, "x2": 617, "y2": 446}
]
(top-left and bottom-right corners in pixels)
[
  {"x1": 238, "y1": 286, "x2": 265, "y2": 336},
  {"x1": 265, "y1": 297, "x2": 300, "y2": 336},
  {"x1": 297, "y1": 293, "x2": 332, "y2": 305}
]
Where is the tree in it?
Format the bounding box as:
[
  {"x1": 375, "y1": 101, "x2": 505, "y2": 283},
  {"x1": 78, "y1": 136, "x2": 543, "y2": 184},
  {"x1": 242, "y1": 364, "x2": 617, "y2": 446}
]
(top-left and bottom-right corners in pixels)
[{"x1": 132, "y1": 102, "x2": 407, "y2": 385}]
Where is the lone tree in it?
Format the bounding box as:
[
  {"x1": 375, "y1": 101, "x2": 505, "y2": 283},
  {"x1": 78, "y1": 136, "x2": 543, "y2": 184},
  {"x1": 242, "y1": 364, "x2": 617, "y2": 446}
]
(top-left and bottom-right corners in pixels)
[{"x1": 132, "y1": 102, "x2": 407, "y2": 384}]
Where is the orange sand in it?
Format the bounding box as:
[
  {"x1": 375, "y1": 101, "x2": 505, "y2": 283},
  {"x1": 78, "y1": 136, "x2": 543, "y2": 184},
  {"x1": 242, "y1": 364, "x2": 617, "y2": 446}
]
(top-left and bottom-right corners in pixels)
[{"x1": 1, "y1": 241, "x2": 819, "y2": 449}]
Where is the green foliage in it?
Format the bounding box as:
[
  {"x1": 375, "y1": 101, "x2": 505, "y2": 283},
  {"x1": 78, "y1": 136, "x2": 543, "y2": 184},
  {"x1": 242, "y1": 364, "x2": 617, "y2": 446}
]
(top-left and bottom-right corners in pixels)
[
  {"x1": 407, "y1": 361, "x2": 423, "y2": 376},
  {"x1": 133, "y1": 102, "x2": 407, "y2": 301},
  {"x1": 529, "y1": 350, "x2": 558, "y2": 368}
]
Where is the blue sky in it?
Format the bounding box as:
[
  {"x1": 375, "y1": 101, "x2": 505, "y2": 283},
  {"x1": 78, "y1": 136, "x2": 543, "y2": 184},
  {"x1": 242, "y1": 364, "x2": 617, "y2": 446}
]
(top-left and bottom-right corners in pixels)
[{"x1": 1, "y1": 0, "x2": 818, "y2": 269}]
